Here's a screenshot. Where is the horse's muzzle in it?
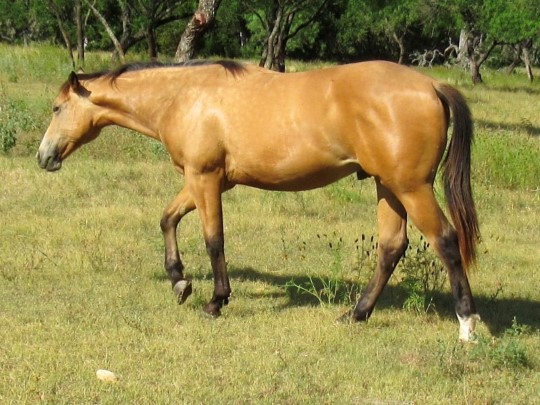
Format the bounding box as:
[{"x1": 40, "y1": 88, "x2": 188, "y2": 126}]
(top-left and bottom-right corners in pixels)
[{"x1": 36, "y1": 149, "x2": 62, "y2": 172}]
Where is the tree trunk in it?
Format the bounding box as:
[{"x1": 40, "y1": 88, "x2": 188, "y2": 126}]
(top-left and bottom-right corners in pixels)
[
  {"x1": 506, "y1": 43, "x2": 522, "y2": 75},
  {"x1": 147, "y1": 26, "x2": 158, "y2": 60},
  {"x1": 47, "y1": 0, "x2": 75, "y2": 68},
  {"x1": 392, "y1": 32, "x2": 406, "y2": 65},
  {"x1": 259, "y1": 6, "x2": 296, "y2": 72},
  {"x1": 258, "y1": 0, "x2": 328, "y2": 72},
  {"x1": 85, "y1": 0, "x2": 125, "y2": 62},
  {"x1": 175, "y1": 0, "x2": 222, "y2": 63},
  {"x1": 273, "y1": 12, "x2": 293, "y2": 72},
  {"x1": 521, "y1": 39, "x2": 534, "y2": 82},
  {"x1": 75, "y1": 0, "x2": 85, "y2": 66},
  {"x1": 116, "y1": 0, "x2": 132, "y2": 60},
  {"x1": 463, "y1": 30, "x2": 498, "y2": 85},
  {"x1": 457, "y1": 29, "x2": 469, "y2": 67},
  {"x1": 469, "y1": 60, "x2": 482, "y2": 84},
  {"x1": 260, "y1": 5, "x2": 283, "y2": 71}
]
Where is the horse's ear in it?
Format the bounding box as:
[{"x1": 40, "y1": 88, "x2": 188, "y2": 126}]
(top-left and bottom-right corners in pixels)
[
  {"x1": 68, "y1": 71, "x2": 80, "y2": 90},
  {"x1": 68, "y1": 71, "x2": 89, "y2": 97}
]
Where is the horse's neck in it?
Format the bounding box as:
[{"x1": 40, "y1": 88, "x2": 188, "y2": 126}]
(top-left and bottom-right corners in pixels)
[{"x1": 90, "y1": 79, "x2": 162, "y2": 140}]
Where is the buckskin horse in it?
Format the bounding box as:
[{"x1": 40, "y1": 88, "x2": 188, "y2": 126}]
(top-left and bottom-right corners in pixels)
[{"x1": 37, "y1": 60, "x2": 480, "y2": 341}]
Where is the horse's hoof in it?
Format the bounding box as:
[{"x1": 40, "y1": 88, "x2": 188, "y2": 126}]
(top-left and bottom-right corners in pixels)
[
  {"x1": 173, "y1": 279, "x2": 192, "y2": 305},
  {"x1": 337, "y1": 309, "x2": 370, "y2": 324},
  {"x1": 458, "y1": 313, "x2": 481, "y2": 343},
  {"x1": 203, "y1": 302, "x2": 222, "y2": 318}
]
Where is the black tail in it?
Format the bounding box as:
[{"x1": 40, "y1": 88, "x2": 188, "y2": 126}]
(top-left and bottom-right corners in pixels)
[{"x1": 435, "y1": 83, "x2": 480, "y2": 270}]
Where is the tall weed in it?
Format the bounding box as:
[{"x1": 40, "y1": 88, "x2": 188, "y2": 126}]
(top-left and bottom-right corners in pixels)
[
  {"x1": 283, "y1": 233, "x2": 446, "y2": 311},
  {"x1": 283, "y1": 233, "x2": 376, "y2": 306},
  {"x1": 400, "y1": 236, "x2": 446, "y2": 314}
]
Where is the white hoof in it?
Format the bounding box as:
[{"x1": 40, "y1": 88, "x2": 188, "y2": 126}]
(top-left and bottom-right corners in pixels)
[
  {"x1": 173, "y1": 279, "x2": 192, "y2": 305},
  {"x1": 457, "y1": 313, "x2": 481, "y2": 342}
]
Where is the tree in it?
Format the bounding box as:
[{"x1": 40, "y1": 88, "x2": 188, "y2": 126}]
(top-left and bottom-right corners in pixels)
[
  {"x1": 136, "y1": 0, "x2": 188, "y2": 59},
  {"x1": 85, "y1": 0, "x2": 191, "y2": 61},
  {"x1": 2, "y1": 0, "x2": 537, "y2": 75},
  {"x1": 75, "y1": 0, "x2": 85, "y2": 65},
  {"x1": 334, "y1": 0, "x2": 372, "y2": 61},
  {"x1": 0, "y1": 0, "x2": 35, "y2": 43},
  {"x1": 370, "y1": 0, "x2": 424, "y2": 64},
  {"x1": 194, "y1": 0, "x2": 247, "y2": 59},
  {"x1": 485, "y1": 0, "x2": 540, "y2": 81},
  {"x1": 85, "y1": 0, "x2": 126, "y2": 61},
  {"x1": 175, "y1": 0, "x2": 222, "y2": 62},
  {"x1": 425, "y1": 0, "x2": 499, "y2": 84},
  {"x1": 46, "y1": 0, "x2": 76, "y2": 67},
  {"x1": 244, "y1": 0, "x2": 330, "y2": 72}
]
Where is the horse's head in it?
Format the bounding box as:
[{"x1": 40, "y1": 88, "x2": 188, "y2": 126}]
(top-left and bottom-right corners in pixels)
[{"x1": 37, "y1": 72, "x2": 102, "y2": 171}]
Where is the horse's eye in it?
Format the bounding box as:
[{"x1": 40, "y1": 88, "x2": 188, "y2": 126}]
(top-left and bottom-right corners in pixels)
[{"x1": 53, "y1": 106, "x2": 60, "y2": 113}]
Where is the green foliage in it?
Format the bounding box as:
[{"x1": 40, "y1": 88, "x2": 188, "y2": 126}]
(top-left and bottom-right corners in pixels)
[
  {"x1": 484, "y1": 0, "x2": 540, "y2": 43},
  {"x1": 334, "y1": 0, "x2": 372, "y2": 59},
  {"x1": 0, "y1": 96, "x2": 37, "y2": 153},
  {"x1": 474, "y1": 130, "x2": 540, "y2": 190},
  {"x1": 0, "y1": 0, "x2": 52, "y2": 43}
]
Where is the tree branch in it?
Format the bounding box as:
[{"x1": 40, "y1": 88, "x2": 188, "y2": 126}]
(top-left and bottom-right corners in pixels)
[
  {"x1": 84, "y1": 0, "x2": 125, "y2": 62},
  {"x1": 285, "y1": 0, "x2": 328, "y2": 41},
  {"x1": 477, "y1": 40, "x2": 498, "y2": 66}
]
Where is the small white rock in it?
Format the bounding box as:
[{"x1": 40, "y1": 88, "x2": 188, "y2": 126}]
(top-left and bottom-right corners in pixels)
[{"x1": 96, "y1": 369, "x2": 118, "y2": 382}]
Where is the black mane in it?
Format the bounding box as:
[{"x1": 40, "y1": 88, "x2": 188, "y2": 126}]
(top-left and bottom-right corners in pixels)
[
  {"x1": 108, "y1": 60, "x2": 246, "y2": 82},
  {"x1": 60, "y1": 60, "x2": 246, "y2": 94}
]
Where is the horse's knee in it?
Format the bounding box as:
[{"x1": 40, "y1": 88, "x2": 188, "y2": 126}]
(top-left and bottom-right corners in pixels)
[
  {"x1": 378, "y1": 234, "x2": 408, "y2": 269},
  {"x1": 160, "y1": 213, "x2": 174, "y2": 233}
]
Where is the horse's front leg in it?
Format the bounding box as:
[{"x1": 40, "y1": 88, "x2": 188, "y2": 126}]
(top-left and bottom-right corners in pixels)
[
  {"x1": 187, "y1": 168, "x2": 231, "y2": 317},
  {"x1": 160, "y1": 186, "x2": 196, "y2": 304}
]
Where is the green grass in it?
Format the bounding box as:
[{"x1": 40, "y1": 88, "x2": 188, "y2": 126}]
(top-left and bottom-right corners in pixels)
[{"x1": 1, "y1": 45, "x2": 539, "y2": 403}]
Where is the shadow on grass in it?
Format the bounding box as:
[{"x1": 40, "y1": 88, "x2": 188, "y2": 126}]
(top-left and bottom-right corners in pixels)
[
  {"x1": 226, "y1": 266, "x2": 540, "y2": 337},
  {"x1": 152, "y1": 265, "x2": 540, "y2": 337},
  {"x1": 489, "y1": 84, "x2": 540, "y2": 96},
  {"x1": 477, "y1": 119, "x2": 540, "y2": 137}
]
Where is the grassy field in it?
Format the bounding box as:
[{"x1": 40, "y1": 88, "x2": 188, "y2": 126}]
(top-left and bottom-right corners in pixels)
[{"x1": 1, "y1": 44, "x2": 539, "y2": 404}]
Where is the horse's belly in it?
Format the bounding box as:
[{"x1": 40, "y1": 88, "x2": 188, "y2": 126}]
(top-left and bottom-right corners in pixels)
[{"x1": 227, "y1": 156, "x2": 360, "y2": 192}]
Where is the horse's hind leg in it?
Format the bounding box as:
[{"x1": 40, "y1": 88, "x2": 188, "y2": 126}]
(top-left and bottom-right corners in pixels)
[
  {"x1": 160, "y1": 186, "x2": 196, "y2": 304},
  {"x1": 399, "y1": 185, "x2": 479, "y2": 341},
  {"x1": 346, "y1": 182, "x2": 408, "y2": 321}
]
